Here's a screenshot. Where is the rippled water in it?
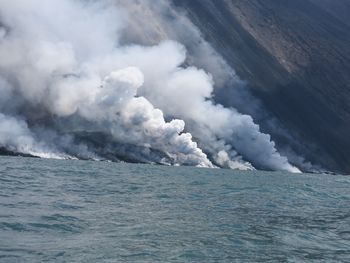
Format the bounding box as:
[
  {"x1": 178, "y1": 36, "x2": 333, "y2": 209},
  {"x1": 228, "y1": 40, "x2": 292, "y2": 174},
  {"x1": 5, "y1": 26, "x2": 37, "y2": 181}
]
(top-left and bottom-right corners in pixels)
[{"x1": 0, "y1": 156, "x2": 349, "y2": 262}]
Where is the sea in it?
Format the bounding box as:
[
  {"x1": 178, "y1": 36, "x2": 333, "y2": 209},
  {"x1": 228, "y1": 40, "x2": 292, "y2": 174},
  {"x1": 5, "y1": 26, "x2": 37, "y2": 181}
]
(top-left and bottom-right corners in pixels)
[{"x1": 0, "y1": 156, "x2": 349, "y2": 262}]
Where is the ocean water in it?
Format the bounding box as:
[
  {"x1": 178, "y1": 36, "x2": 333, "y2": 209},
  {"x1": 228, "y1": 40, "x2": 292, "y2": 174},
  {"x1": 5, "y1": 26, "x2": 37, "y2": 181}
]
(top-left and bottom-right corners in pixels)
[{"x1": 0, "y1": 157, "x2": 349, "y2": 263}]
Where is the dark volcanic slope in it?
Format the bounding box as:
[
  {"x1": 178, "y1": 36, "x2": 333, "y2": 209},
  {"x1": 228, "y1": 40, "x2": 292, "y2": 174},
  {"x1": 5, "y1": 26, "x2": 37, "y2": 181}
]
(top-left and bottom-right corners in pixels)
[
  {"x1": 310, "y1": 0, "x2": 350, "y2": 27},
  {"x1": 174, "y1": 0, "x2": 350, "y2": 173}
]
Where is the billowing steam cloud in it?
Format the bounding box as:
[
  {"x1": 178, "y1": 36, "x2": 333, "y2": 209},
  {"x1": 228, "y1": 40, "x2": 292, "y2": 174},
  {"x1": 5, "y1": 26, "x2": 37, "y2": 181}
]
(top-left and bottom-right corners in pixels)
[{"x1": 0, "y1": 0, "x2": 300, "y2": 172}]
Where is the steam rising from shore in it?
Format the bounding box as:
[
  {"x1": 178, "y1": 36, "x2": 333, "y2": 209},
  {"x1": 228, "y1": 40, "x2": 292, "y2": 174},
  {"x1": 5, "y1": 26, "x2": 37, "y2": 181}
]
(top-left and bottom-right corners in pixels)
[{"x1": 0, "y1": 0, "x2": 300, "y2": 172}]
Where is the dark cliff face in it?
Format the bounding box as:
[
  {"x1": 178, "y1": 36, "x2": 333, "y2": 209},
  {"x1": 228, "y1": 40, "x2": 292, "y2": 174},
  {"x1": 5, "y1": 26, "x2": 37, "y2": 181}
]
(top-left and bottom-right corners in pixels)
[
  {"x1": 173, "y1": 0, "x2": 350, "y2": 174},
  {"x1": 310, "y1": 0, "x2": 350, "y2": 27}
]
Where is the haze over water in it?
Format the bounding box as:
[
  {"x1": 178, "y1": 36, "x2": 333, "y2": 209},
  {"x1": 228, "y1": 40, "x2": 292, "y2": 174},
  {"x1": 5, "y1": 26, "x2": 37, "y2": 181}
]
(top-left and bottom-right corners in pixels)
[{"x1": 0, "y1": 156, "x2": 349, "y2": 262}]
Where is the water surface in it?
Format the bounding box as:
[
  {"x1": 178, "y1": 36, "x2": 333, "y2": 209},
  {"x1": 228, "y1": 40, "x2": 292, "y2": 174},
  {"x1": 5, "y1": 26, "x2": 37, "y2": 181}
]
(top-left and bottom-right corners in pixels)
[{"x1": 0, "y1": 156, "x2": 349, "y2": 262}]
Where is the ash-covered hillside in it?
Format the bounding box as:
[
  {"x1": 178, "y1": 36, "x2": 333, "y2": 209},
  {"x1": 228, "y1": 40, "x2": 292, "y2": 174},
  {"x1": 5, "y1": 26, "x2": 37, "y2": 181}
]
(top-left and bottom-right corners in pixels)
[{"x1": 174, "y1": 0, "x2": 350, "y2": 174}]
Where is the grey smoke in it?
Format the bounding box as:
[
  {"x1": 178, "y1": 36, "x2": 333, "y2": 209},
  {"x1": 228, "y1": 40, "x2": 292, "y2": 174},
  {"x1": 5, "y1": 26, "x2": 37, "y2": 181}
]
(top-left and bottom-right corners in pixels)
[{"x1": 0, "y1": 0, "x2": 301, "y2": 172}]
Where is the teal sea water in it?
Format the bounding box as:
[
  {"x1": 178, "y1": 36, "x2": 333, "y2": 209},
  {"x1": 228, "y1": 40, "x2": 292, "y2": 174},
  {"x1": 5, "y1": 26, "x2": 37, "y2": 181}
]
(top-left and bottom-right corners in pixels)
[{"x1": 0, "y1": 156, "x2": 349, "y2": 262}]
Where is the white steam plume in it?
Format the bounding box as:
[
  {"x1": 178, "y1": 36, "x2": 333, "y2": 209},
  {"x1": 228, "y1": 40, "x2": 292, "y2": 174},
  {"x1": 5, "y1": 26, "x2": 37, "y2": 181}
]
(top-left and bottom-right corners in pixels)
[
  {"x1": 0, "y1": 0, "x2": 212, "y2": 168},
  {"x1": 0, "y1": 113, "x2": 65, "y2": 159},
  {"x1": 0, "y1": 0, "x2": 300, "y2": 172}
]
